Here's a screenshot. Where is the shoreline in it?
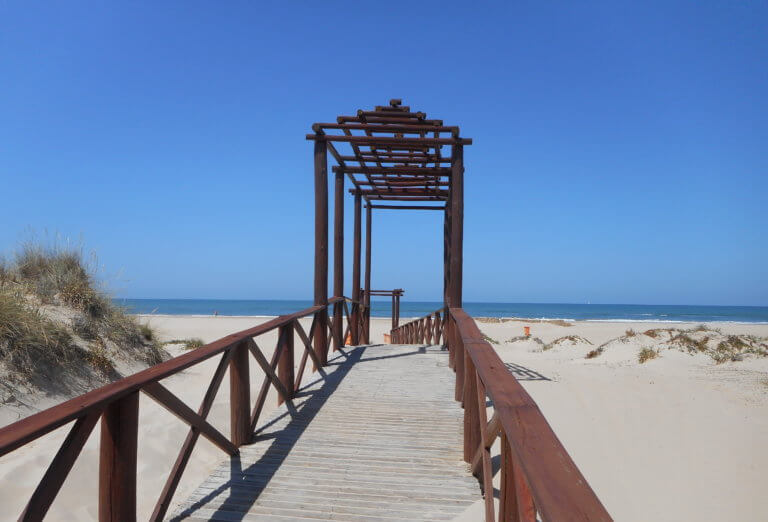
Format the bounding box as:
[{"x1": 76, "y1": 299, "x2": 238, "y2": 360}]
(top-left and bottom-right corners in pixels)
[{"x1": 134, "y1": 313, "x2": 768, "y2": 325}]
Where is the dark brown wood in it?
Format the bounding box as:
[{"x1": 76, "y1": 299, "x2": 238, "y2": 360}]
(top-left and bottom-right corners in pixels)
[
  {"x1": 500, "y1": 432, "x2": 517, "y2": 522},
  {"x1": 0, "y1": 304, "x2": 327, "y2": 458},
  {"x1": 471, "y1": 412, "x2": 500, "y2": 476},
  {"x1": 99, "y1": 392, "x2": 138, "y2": 522},
  {"x1": 151, "y1": 350, "x2": 233, "y2": 521},
  {"x1": 315, "y1": 122, "x2": 458, "y2": 135},
  {"x1": 364, "y1": 204, "x2": 372, "y2": 344},
  {"x1": 333, "y1": 165, "x2": 450, "y2": 175},
  {"x1": 142, "y1": 382, "x2": 237, "y2": 455},
  {"x1": 293, "y1": 317, "x2": 322, "y2": 389},
  {"x1": 514, "y1": 463, "x2": 537, "y2": 522},
  {"x1": 475, "y1": 378, "x2": 495, "y2": 522},
  {"x1": 248, "y1": 337, "x2": 292, "y2": 406},
  {"x1": 444, "y1": 202, "x2": 451, "y2": 310},
  {"x1": 314, "y1": 137, "x2": 329, "y2": 366},
  {"x1": 449, "y1": 308, "x2": 611, "y2": 521},
  {"x1": 448, "y1": 144, "x2": 463, "y2": 308},
  {"x1": 337, "y1": 115, "x2": 444, "y2": 126},
  {"x1": 250, "y1": 341, "x2": 284, "y2": 432},
  {"x1": 333, "y1": 169, "x2": 344, "y2": 352},
  {"x1": 351, "y1": 192, "x2": 362, "y2": 344},
  {"x1": 464, "y1": 352, "x2": 481, "y2": 462},
  {"x1": 229, "y1": 341, "x2": 251, "y2": 446},
  {"x1": 341, "y1": 154, "x2": 451, "y2": 164},
  {"x1": 307, "y1": 134, "x2": 471, "y2": 146},
  {"x1": 369, "y1": 205, "x2": 445, "y2": 210},
  {"x1": 20, "y1": 412, "x2": 100, "y2": 521},
  {"x1": 275, "y1": 326, "x2": 295, "y2": 404},
  {"x1": 454, "y1": 321, "x2": 465, "y2": 402},
  {"x1": 355, "y1": 187, "x2": 448, "y2": 196}
]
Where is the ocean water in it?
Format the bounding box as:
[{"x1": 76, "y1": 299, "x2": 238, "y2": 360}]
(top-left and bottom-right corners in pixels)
[{"x1": 115, "y1": 299, "x2": 768, "y2": 324}]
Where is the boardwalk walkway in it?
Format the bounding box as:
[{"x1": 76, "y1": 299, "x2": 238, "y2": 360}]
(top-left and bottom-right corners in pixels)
[{"x1": 171, "y1": 344, "x2": 481, "y2": 521}]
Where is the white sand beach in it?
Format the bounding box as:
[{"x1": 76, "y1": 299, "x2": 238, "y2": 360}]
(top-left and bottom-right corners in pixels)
[{"x1": 1, "y1": 315, "x2": 766, "y2": 521}]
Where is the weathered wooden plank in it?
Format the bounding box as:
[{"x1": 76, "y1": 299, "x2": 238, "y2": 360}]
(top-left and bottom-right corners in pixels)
[{"x1": 173, "y1": 344, "x2": 480, "y2": 521}]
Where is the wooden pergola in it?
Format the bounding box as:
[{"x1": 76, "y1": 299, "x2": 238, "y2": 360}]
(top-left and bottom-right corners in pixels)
[{"x1": 307, "y1": 99, "x2": 472, "y2": 354}]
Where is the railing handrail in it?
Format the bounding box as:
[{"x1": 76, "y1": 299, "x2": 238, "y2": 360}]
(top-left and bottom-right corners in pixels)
[
  {"x1": 391, "y1": 306, "x2": 611, "y2": 521},
  {"x1": 0, "y1": 296, "x2": 346, "y2": 457},
  {"x1": 449, "y1": 308, "x2": 611, "y2": 521}
]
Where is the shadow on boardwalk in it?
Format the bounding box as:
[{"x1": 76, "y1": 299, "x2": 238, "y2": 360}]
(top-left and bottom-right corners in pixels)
[
  {"x1": 171, "y1": 343, "x2": 479, "y2": 521},
  {"x1": 171, "y1": 346, "x2": 367, "y2": 521}
]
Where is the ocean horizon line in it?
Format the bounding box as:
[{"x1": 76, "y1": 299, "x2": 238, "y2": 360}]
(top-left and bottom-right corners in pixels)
[
  {"x1": 114, "y1": 298, "x2": 768, "y2": 324},
  {"x1": 115, "y1": 297, "x2": 768, "y2": 308}
]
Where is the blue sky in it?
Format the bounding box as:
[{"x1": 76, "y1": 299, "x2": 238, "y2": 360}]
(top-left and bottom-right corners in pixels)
[{"x1": 1, "y1": 1, "x2": 766, "y2": 305}]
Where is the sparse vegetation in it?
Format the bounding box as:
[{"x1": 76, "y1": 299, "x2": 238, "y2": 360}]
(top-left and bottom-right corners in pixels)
[
  {"x1": 0, "y1": 287, "x2": 82, "y2": 378},
  {"x1": 481, "y1": 332, "x2": 499, "y2": 345},
  {"x1": 574, "y1": 325, "x2": 767, "y2": 364},
  {"x1": 638, "y1": 348, "x2": 658, "y2": 363},
  {"x1": 165, "y1": 338, "x2": 205, "y2": 350},
  {"x1": 643, "y1": 328, "x2": 663, "y2": 339},
  {"x1": 0, "y1": 239, "x2": 166, "y2": 383},
  {"x1": 670, "y1": 332, "x2": 709, "y2": 353},
  {"x1": 543, "y1": 335, "x2": 593, "y2": 351},
  {"x1": 585, "y1": 348, "x2": 603, "y2": 359},
  {"x1": 506, "y1": 335, "x2": 545, "y2": 347}
]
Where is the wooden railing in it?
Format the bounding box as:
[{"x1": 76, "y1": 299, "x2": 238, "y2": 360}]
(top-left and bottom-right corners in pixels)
[
  {"x1": 0, "y1": 296, "x2": 358, "y2": 521},
  {"x1": 391, "y1": 307, "x2": 612, "y2": 521},
  {"x1": 390, "y1": 306, "x2": 446, "y2": 345}
]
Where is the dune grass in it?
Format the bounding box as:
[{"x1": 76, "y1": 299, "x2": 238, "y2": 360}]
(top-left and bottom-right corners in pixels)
[
  {"x1": 0, "y1": 287, "x2": 82, "y2": 378},
  {"x1": 164, "y1": 338, "x2": 205, "y2": 350},
  {"x1": 0, "y1": 241, "x2": 165, "y2": 382}
]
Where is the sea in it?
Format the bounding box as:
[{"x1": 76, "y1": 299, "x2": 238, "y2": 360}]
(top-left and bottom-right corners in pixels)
[{"x1": 115, "y1": 299, "x2": 768, "y2": 324}]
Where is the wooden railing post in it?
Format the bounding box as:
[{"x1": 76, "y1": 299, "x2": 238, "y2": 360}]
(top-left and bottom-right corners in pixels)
[
  {"x1": 500, "y1": 432, "x2": 536, "y2": 521},
  {"x1": 99, "y1": 392, "x2": 139, "y2": 522},
  {"x1": 454, "y1": 320, "x2": 465, "y2": 403},
  {"x1": 277, "y1": 325, "x2": 295, "y2": 405},
  {"x1": 463, "y1": 358, "x2": 479, "y2": 463},
  {"x1": 229, "y1": 341, "x2": 251, "y2": 446}
]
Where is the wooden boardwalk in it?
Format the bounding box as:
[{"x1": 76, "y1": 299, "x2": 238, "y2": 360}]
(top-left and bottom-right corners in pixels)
[{"x1": 170, "y1": 344, "x2": 480, "y2": 521}]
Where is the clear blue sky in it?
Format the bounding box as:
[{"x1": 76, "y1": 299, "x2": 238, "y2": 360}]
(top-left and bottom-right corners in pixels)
[{"x1": 1, "y1": 2, "x2": 766, "y2": 305}]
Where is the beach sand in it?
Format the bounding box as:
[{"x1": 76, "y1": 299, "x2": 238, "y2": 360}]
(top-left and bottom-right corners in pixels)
[{"x1": 1, "y1": 315, "x2": 766, "y2": 520}]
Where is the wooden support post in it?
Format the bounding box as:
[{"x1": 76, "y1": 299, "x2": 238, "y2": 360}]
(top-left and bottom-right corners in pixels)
[
  {"x1": 364, "y1": 203, "x2": 372, "y2": 344},
  {"x1": 444, "y1": 201, "x2": 451, "y2": 310},
  {"x1": 333, "y1": 169, "x2": 344, "y2": 351},
  {"x1": 351, "y1": 192, "x2": 362, "y2": 345},
  {"x1": 449, "y1": 143, "x2": 463, "y2": 308},
  {"x1": 99, "y1": 392, "x2": 139, "y2": 522},
  {"x1": 395, "y1": 293, "x2": 400, "y2": 328},
  {"x1": 314, "y1": 138, "x2": 329, "y2": 365},
  {"x1": 277, "y1": 325, "x2": 294, "y2": 405},
  {"x1": 229, "y1": 342, "x2": 251, "y2": 446},
  {"x1": 391, "y1": 294, "x2": 396, "y2": 331}
]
